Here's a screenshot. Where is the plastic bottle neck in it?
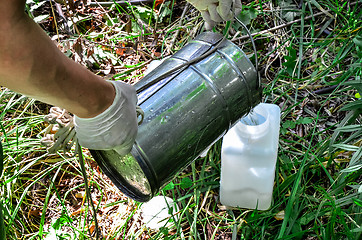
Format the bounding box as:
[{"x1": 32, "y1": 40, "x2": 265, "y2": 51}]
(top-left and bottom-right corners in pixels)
[{"x1": 235, "y1": 105, "x2": 270, "y2": 139}]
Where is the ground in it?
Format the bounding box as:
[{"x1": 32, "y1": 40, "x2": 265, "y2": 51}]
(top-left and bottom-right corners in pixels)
[{"x1": 0, "y1": 1, "x2": 361, "y2": 239}]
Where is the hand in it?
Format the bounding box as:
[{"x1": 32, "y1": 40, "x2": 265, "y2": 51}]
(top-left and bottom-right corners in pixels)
[
  {"x1": 74, "y1": 81, "x2": 139, "y2": 156},
  {"x1": 187, "y1": 0, "x2": 242, "y2": 30}
]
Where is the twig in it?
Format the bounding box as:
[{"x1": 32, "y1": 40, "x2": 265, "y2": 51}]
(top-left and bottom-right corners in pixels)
[
  {"x1": 49, "y1": 0, "x2": 60, "y2": 40},
  {"x1": 77, "y1": 143, "x2": 101, "y2": 240},
  {"x1": 169, "y1": 3, "x2": 190, "y2": 51},
  {"x1": 92, "y1": 1, "x2": 116, "y2": 26},
  {"x1": 312, "y1": 85, "x2": 338, "y2": 95},
  {"x1": 54, "y1": 2, "x2": 71, "y2": 34}
]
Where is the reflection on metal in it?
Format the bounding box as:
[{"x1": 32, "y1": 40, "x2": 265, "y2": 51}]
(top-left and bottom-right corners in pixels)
[
  {"x1": 91, "y1": 32, "x2": 261, "y2": 202},
  {"x1": 91, "y1": 150, "x2": 152, "y2": 199}
]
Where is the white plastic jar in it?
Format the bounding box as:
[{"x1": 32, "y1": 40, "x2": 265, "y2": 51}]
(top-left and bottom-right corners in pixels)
[{"x1": 220, "y1": 103, "x2": 281, "y2": 210}]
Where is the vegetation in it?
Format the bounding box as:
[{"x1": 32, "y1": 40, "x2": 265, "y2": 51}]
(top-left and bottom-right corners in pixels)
[{"x1": 0, "y1": 0, "x2": 361, "y2": 239}]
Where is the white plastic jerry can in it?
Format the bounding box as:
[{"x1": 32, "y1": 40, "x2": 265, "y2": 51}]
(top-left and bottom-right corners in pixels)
[{"x1": 220, "y1": 103, "x2": 281, "y2": 210}]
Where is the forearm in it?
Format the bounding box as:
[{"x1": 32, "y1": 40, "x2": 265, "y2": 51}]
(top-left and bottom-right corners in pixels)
[{"x1": 0, "y1": 6, "x2": 115, "y2": 118}]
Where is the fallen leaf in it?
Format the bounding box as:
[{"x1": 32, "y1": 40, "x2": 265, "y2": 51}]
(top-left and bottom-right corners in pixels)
[
  {"x1": 71, "y1": 207, "x2": 85, "y2": 217},
  {"x1": 152, "y1": 49, "x2": 161, "y2": 58},
  {"x1": 116, "y1": 43, "x2": 126, "y2": 56},
  {"x1": 154, "y1": 0, "x2": 165, "y2": 9},
  {"x1": 29, "y1": 209, "x2": 41, "y2": 217},
  {"x1": 274, "y1": 210, "x2": 285, "y2": 220},
  {"x1": 75, "y1": 191, "x2": 85, "y2": 199},
  {"x1": 88, "y1": 222, "x2": 96, "y2": 234}
]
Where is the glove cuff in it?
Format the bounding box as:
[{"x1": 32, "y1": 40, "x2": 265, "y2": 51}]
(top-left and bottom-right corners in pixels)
[{"x1": 74, "y1": 81, "x2": 138, "y2": 151}]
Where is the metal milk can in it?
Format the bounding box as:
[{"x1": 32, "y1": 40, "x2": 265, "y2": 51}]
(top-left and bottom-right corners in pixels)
[{"x1": 91, "y1": 31, "x2": 261, "y2": 202}]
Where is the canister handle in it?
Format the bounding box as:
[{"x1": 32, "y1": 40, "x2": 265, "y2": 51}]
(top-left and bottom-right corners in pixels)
[
  {"x1": 234, "y1": 17, "x2": 260, "y2": 89},
  {"x1": 136, "y1": 34, "x2": 225, "y2": 94},
  {"x1": 136, "y1": 20, "x2": 260, "y2": 94}
]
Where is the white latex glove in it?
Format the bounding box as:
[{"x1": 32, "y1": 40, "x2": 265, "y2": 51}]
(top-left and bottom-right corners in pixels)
[
  {"x1": 187, "y1": 0, "x2": 242, "y2": 30},
  {"x1": 74, "y1": 81, "x2": 138, "y2": 156}
]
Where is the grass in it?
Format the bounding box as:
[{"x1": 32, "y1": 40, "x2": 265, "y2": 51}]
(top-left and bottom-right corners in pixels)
[{"x1": 0, "y1": 0, "x2": 361, "y2": 239}]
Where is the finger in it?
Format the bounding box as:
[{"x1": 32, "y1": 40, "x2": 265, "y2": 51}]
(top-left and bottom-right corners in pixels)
[
  {"x1": 234, "y1": 0, "x2": 242, "y2": 10},
  {"x1": 205, "y1": 22, "x2": 215, "y2": 30},
  {"x1": 234, "y1": 0, "x2": 242, "y2": 16},
  {"x1": 207, "y1": 4, "x2": 223, "y2": 22},
  {"x1": 200, "y1": 10, "x2": 217, "y2": 30},
  {"x1": 217, "y1": 0, "x2": 233, "y2": 21}
]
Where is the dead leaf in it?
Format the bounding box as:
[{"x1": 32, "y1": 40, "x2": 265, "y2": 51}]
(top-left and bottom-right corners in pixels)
[
  {"x1": 75, "y1": 191, "x2": 85, "y2": 199},
  {"x1": 71, "y1": 207, "x2": 85, "y2": 217},
  {"x1": 154, "y1": 0, "x2": 165, "y2": 9},
  {"x1": 88, "y1": 222, "x2": 96, "y2": 234},
  {"x1": 152, "y1": 49, "x2": 161, "y2": 58},
  {"x1": 116, "y1": 43, "x2": 126, "y2": 56},
  {"x1": 73, "y1": 38, "x2": 83, "y2": 59},
  {"x1": 274, "y1": 210, "x2": 285, "y2": 220},
  {"x1": 102, "y1": 45, "x2": 111, "y2": 51},
  {"x1": 28, "y1": 209, "x2": 42, "y2": 217}
]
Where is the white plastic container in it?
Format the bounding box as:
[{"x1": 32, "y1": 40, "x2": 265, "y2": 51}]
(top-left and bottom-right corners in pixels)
[{"x1": 220, "y1": 103, "x2": 280, "y2": 210}]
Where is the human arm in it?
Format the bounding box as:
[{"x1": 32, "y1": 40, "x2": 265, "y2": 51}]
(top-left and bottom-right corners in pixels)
[
  {"x1": 0, "y1": 1, "x2": 138, "y2": 154},
  {"x1": 0, "y1": 0, "x2": 115, "y2": 118}
]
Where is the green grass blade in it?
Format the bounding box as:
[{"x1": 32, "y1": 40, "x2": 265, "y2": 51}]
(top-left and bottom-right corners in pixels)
[{"x1": 0, "y1": 201, "x2": 5, "y2": 240}]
